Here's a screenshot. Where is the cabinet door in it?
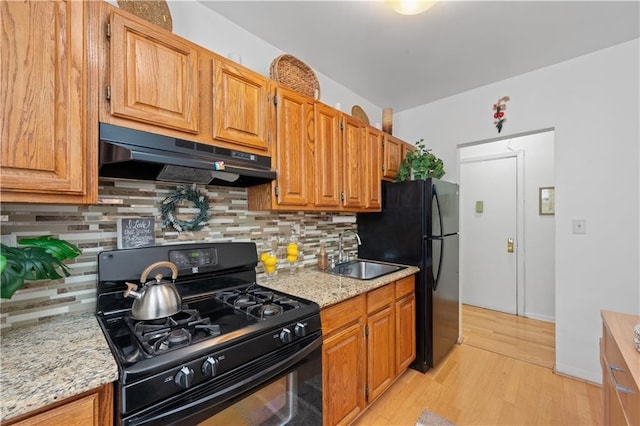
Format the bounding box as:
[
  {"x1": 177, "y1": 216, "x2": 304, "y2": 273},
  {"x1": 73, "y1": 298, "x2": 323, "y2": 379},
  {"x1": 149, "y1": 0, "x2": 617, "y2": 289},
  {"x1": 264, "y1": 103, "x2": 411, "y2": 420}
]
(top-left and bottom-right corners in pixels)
[
  {"x1": 382, "y1": 134, "x2": 403, "y2": 180},
  {"x1": 342, "y1": 115, "x2": 366, "y2": 209},
  {"x1": 213, "y1": 59, "x2": 269, "y2": 151},
  {"x1": 365, "y1": 127, "x2": 383, "y2": 210},
  {"x1": 367, "y1": 305, "x2": 395, "y2": 402},
  {"x1": 322, "y1": 321, "x2": 366, "y2": 426},
  {"x1": 109, "y1": 10, "x2": 199, "y2": 133},
  {"x1": 314, "y1": 103, "x2": 342, "y2": 208},
  {"x1": 273, "y1": 87, "x2": 314, "y2": 207},
  {"x1": 0, "y1": 0, "x2": 96, "y2": 204},
  {"x1": 395, "y1": 293, "x2": 416, "y2": 374},
  {"x1": 9, "y1": 383, "x2": 112, "y2": 426}
]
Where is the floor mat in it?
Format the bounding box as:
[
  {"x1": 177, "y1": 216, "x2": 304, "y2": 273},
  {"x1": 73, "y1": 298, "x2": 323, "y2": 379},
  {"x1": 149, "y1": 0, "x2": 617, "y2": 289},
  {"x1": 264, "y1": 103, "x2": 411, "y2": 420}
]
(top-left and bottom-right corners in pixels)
[{"x1": 415, "y1": 410, "x2": 455, "y2": 426}]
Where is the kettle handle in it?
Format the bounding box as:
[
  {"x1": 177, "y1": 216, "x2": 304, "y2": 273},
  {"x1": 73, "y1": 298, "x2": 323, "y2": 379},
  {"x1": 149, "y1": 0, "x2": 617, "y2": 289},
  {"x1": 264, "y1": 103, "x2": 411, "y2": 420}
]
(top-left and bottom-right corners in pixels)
[{"x1": 140, "y1": 261, "x2": 179, "y2": 283}]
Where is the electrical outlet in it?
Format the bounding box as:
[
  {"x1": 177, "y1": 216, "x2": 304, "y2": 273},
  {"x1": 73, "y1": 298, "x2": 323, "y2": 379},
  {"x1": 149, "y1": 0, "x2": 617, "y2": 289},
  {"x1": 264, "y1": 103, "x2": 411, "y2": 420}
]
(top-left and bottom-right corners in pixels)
[
  {"x1": 572, "y1": 219, "x2": 587, "y2": 234},
  {"x1": 1, "y1": 235, "x2": 17, "y2": 246}
]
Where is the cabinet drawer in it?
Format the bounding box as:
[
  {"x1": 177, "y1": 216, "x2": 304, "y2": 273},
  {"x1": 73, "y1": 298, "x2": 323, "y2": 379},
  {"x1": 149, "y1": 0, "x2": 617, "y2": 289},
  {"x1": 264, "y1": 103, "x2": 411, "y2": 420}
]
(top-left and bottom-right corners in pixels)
[
  {"x1": 603, "y1": 325, "x2": 640, "y2": 425},
  {"x1": 321, "y1": 295, "x2": 365, "y2": 336},
  {"x1": 395, "y1": 276, "x2": 415, "y2": 299},
  {"x1": 367, "y1": 284, "x2": 394, "y2": 314}
]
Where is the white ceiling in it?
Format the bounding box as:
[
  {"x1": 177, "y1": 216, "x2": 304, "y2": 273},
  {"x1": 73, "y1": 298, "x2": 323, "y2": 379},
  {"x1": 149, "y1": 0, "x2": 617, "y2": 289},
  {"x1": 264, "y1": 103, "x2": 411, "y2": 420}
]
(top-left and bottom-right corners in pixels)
[{"x1": 198, "y1": 1, "x2": 639, "y2": 112}]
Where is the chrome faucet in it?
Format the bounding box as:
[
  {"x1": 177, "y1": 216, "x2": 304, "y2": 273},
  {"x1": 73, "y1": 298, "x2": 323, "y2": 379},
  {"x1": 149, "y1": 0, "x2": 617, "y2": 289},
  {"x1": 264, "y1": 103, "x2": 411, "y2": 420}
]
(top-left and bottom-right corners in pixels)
[{"x1": 338, "y1": 230, "x2": 362, "y2": 263}]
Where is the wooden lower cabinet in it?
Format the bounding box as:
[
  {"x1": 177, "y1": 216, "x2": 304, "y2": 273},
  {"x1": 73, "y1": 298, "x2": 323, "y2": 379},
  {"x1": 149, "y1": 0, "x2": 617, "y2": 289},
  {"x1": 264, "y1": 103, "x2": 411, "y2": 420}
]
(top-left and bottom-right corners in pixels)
[
  {"x1": 395, "y1": 277, "x2": 417, "y2": 373},
  {"x1": 321, "y1": 295, "x2": 367, "y2": 426},
  {"x1": 5, "y1": 383, "x2": 113, "y2": 426},
  {"x1": 366, "y1": 285, "x2": 395, "y2": 402},
  {"x1": 321, "y1": 275, "x2": 416, "y2": 426},
  {"x1": 601, "y1": 311, "x2": 639, "y2": 426}
]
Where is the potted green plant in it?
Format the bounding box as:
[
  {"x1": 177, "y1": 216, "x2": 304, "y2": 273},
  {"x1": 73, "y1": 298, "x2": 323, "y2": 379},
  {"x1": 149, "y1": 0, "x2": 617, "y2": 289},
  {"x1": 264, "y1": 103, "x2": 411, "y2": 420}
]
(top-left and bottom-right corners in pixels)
[
  {"x1": 395, "y1": 139, "x2": 445, "y2": 181},
  {"x1": 0, "y1": 236, "x2": 81, "y2": 299}
]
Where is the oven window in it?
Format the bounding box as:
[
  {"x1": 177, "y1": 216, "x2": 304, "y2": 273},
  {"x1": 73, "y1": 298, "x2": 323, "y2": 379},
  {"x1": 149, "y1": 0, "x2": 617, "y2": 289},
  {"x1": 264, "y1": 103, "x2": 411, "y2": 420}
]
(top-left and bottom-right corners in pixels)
[{"x1": 199, "y1": 372, "x2": 295, "y2": 426}]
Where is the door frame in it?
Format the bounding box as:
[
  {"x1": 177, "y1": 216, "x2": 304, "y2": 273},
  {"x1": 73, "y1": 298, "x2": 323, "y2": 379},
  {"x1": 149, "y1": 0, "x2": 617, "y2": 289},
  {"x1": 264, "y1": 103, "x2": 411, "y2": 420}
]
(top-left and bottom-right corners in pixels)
[{"x1": 458, "y1": 149, "x2": 526, "y2": 315}]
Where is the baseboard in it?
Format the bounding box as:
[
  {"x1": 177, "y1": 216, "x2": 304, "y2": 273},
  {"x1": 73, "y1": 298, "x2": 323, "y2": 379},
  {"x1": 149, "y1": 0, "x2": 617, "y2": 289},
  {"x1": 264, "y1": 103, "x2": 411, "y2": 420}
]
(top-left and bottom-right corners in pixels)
[
  {"x1": 553, "y1": 363, "x2": 602, "y2": 385},
  {"x1": 523, "y1": 311, "x2": 555, "y2": 323}
]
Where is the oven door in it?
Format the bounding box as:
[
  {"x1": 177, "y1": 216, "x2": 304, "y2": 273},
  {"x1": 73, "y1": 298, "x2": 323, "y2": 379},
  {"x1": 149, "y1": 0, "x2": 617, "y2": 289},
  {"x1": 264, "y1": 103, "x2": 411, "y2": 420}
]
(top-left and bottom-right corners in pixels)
[{"x1": 122, "y1": 333, "x2": 322, "y2": 426}]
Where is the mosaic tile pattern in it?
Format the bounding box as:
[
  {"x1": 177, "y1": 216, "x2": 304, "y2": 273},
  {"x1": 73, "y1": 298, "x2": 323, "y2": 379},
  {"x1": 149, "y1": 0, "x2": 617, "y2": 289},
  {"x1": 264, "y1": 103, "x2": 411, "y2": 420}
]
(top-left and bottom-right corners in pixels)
[{"x1": 0, "y1": 178, "x2": 358, "y2": 332}]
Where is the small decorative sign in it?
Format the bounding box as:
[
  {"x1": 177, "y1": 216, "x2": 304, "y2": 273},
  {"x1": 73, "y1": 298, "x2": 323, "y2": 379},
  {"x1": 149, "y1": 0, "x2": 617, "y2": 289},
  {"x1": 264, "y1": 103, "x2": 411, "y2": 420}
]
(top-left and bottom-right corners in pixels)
[{"x1": 117, "y1": 217, "x2": 156, "y2": 249}]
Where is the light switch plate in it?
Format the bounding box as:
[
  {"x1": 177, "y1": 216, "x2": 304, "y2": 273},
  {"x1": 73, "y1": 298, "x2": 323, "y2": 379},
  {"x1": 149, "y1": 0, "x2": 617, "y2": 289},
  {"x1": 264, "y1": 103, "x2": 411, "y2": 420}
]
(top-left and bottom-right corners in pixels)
[
  {"x1": 475, "y1": 201, "x2": 483, "y2": 213},
  {"x1": 1, "y1": 235, "x2": 17, "y2": 246},
  {"x1": 572, "y1": 219, "x2": 587, "y2": 234}
]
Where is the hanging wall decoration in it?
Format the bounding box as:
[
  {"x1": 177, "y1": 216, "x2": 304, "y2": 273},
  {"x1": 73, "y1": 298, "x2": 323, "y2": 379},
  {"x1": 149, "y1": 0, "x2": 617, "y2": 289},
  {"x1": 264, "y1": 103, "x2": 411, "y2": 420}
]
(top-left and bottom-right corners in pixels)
[
  {"x1": 493, "y1": 96, "x2": 510, "y2": 133},
  {"x1": 161, "y1": 186, "x2": 209, "y2": 232}
]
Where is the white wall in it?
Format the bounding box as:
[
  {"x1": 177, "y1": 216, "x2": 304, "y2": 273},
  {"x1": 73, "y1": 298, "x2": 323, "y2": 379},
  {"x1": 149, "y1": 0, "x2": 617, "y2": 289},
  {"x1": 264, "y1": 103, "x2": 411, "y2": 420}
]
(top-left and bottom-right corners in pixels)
[
  {"x1": 395, "y1": 39, "x2": 640, "y2": 383},
  {"x1": 460, "y1": 132, "x2": 556, "y2": 322}
]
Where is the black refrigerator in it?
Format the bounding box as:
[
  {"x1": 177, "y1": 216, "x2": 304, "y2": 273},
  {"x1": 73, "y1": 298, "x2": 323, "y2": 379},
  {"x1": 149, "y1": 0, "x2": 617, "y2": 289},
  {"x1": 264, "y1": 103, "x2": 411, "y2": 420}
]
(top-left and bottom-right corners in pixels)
[{"x1": 357, "y1": 179, "x2": 459, "y2": 373}]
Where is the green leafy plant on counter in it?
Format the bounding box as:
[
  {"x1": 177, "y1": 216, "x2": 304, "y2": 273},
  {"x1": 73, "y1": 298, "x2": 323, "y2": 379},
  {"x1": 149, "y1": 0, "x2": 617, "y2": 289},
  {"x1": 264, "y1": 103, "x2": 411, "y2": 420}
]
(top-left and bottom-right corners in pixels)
[
  {"x1": 395, "y1": 139, "x2": 445, "y2": 181},
  {"x1": 0, "y1": 236, "x2": 81, "y2": 299}
]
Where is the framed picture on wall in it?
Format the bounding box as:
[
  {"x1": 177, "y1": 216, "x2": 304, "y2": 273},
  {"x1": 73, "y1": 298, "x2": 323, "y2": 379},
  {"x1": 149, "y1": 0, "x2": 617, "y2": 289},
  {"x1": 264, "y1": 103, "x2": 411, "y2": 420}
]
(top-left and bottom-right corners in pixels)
[{"x1": 539, "y1": 187, "x2": 555, "y2": 215}]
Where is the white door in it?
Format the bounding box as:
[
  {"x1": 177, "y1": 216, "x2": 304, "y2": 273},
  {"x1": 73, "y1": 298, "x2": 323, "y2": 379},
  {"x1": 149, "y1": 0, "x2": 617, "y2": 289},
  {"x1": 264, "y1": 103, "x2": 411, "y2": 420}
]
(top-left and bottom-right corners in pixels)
[{"x1": 460, "y1": 156, "x2": 518, "y2": 314}]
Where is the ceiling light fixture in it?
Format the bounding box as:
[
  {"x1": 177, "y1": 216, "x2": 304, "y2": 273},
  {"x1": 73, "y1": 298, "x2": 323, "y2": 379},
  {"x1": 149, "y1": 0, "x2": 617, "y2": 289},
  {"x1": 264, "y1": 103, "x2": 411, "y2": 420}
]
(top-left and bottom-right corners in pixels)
[{"x1": 385, "y1": 0, "x2": 437, "y2": 16}]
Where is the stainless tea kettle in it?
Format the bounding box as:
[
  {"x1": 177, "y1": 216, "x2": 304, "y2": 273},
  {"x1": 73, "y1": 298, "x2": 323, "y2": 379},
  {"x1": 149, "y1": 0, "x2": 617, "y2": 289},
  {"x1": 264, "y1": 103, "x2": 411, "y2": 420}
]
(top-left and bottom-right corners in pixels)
[{"x1": 124, "y1": 261, "x2": 182, "y2": 320}]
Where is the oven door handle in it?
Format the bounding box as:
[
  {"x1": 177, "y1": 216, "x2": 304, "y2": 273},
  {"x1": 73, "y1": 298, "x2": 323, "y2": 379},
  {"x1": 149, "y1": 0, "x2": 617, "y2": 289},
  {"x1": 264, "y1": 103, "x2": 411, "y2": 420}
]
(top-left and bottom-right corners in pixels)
[{"x1": 126, "y1": 334, "x2": 323, "y2": 426}]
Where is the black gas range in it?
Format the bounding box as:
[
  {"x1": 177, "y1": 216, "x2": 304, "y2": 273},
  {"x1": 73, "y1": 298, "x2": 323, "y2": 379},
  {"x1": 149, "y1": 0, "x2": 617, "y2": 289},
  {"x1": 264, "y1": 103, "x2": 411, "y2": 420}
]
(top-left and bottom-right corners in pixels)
[{"x1": 96, "y1": 242, "x2": 322, "y2": 426}]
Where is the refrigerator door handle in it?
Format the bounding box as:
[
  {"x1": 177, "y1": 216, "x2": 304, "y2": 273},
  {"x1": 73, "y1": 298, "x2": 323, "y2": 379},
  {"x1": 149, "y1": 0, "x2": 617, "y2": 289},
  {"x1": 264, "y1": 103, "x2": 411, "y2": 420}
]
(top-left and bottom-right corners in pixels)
[
  {"x1": 432, "y1": 186, "x2": 445, "y2": 291},
  {"x1": 433, "y1": 239, "x2": 444, "y2": 291}
]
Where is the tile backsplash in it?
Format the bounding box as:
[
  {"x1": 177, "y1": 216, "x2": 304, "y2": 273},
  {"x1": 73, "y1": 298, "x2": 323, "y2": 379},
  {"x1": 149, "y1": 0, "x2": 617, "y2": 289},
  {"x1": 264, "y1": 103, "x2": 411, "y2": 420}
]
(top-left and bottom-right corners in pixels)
[{"x1": 0, "y1": 178, "x2": 357, "y2": 332}]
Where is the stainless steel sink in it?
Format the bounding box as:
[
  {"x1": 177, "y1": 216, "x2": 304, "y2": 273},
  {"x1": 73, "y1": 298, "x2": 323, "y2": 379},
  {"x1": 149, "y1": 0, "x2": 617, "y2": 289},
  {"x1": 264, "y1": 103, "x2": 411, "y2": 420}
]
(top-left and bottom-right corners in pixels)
[{"x1": 326, "y1": 260, "x2": 406, "y2": 280}]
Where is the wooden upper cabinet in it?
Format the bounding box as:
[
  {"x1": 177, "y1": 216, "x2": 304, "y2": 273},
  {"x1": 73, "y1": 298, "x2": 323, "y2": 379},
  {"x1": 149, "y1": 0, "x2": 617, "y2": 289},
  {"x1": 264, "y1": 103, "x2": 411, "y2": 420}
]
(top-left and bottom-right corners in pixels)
[
  {"x1": 314, "y1": 103, "x2": 342, "y2": 208},
  {"x1": 212, "y1": 58, "x2": 270, "y2": 152},
  {"x1": 365, "y1": 127, "x2": 383, "y2": 210},
  {"x1": 382, "y1": 134, "x2": 403, "y2": 181},
  {"x1": 272, "y1": 86, "x2": 315, "y2": 207},
  {"x1": 342, "y1": 115, "x2": 366, "y2": 209},
  {"x1": 0, "y1": 0, "x2": 97, "y2": 204},
  {"x1": 108, "y1": 10, "x2": 199, "y2": 133}
]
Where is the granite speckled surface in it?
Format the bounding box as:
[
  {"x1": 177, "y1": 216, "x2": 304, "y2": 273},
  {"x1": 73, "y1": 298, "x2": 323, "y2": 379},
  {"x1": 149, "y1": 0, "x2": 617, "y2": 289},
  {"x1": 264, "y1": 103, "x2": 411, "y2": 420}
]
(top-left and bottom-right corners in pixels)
[
  {"x1": 259, "y1": 261, "x2": 420, "y2": 308},
  {"x1": 0, "y1": 312, "x2": 118, "y2": 422},
  {"x1": 0, "y1": 263, "x2": 417, "y2": 422}
]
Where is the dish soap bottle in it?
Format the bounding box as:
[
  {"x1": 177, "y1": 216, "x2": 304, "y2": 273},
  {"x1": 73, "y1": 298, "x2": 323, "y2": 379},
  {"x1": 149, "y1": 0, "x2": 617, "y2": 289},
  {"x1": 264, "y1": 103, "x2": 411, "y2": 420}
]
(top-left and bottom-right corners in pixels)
[{"x1": 317, "y1": 243, "x2": 328, "y2": 271}]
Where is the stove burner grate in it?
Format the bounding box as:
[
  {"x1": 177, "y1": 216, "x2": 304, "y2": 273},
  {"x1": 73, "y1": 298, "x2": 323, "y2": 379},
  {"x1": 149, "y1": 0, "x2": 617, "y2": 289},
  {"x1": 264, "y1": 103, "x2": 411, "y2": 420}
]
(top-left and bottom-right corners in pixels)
[
  {"x1": 126, "y1": 309, "x2": 221, "y2": 356},
  {"x1": 214, "y1": 284, "x2": 301, "y2": 320}
]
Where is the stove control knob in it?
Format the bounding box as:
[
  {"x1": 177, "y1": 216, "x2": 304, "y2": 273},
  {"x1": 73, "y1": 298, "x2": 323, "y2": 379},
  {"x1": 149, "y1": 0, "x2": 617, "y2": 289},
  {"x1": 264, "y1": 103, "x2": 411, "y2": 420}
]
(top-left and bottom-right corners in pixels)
[
  {"x1": 294, "y1": 322, "x2": 307, "y2": 337},
  {"x1": 279, "y1": 328, "x2": 293, "y2": 344},
  {"x1": 202, "y1": 357, "x2": 219, "y2": 378},
  {"x1": 175, "y1": 366, "x2": 194, "y2": 389}
]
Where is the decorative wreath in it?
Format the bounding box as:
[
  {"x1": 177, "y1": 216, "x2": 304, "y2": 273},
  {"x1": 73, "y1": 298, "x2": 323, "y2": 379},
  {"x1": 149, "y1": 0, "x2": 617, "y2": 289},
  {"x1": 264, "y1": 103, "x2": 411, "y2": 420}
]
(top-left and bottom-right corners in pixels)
[{"x1": 161, "y1": 186, "x2": 209, "y2": 232}]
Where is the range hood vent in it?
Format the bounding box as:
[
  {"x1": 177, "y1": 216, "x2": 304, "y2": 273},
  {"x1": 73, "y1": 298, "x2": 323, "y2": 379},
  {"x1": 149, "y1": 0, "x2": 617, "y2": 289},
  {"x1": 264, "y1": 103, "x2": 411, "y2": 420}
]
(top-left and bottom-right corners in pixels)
[{"x1": 99, "y1": 123, "x2": 276, "y2": 187}]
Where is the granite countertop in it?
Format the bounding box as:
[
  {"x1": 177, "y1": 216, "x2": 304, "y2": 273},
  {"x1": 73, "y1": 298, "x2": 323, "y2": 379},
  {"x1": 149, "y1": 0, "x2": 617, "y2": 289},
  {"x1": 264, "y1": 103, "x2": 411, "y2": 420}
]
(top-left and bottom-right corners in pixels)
[
  {"x1": 0, "y1": 312, "x2": 119, "y2": 422},
  {"x1": 0, "y1": 262, "x2": 418, "y2": 422},
  {"x1": 259, "y1": 260, "x2": 420, "y2": 308}
]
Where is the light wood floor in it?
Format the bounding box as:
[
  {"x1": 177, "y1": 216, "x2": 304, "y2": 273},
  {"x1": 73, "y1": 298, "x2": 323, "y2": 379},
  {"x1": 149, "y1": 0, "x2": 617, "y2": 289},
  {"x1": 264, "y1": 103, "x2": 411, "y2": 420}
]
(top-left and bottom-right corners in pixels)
[
  {"x1": 461, "y1": 304, "x2": 555, "y2": 369},
  {"x1": 352, "y1": 305, "x2": 603, "y2": 426}
]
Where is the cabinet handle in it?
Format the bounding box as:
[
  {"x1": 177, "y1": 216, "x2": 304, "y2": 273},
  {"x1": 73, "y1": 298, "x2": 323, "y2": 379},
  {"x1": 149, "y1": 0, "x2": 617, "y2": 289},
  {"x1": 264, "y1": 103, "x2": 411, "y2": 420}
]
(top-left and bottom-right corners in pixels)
[{"x1": 608, "y1": 364, "x2": 635, "y2": 394}]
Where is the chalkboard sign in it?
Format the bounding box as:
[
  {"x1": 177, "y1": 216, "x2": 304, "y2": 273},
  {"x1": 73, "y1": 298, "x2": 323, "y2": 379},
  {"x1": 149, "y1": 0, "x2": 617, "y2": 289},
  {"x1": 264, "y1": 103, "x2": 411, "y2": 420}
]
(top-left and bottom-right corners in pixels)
[{"x1": 117, "y1": 217, "x2": 156, "y2": 249}]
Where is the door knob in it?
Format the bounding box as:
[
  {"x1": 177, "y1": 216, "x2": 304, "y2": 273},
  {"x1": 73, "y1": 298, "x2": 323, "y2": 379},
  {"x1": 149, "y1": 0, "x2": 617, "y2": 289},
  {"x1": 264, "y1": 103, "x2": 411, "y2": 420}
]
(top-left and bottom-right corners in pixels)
[{"x1": 507, "y1": 238, "x2": 514, "y2": 253}]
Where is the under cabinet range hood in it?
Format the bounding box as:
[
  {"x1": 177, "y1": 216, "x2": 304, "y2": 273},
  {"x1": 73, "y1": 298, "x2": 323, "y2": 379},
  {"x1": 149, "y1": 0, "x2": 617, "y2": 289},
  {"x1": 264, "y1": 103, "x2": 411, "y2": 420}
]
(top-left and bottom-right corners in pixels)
[{"x1": 99, "y1": 123, "x2": 276, "y2": 187}]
